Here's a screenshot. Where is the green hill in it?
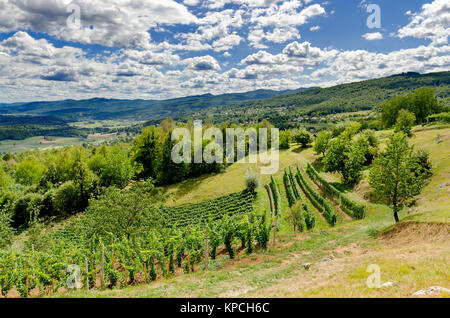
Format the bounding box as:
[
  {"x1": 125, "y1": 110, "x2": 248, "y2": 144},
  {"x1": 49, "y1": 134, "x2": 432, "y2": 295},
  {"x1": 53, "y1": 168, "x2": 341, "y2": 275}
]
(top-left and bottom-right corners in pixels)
[{"x1": 184, "y1": 72, "x2": 450, "y2": 126}]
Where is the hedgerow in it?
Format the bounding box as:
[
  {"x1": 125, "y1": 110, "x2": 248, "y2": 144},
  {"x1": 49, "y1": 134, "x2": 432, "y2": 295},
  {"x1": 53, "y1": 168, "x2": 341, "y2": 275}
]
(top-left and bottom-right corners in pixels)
[
  {"x1": 306, "y1": 163, "x2": 365, "y2": 219},
  {"x1": 296, "y1": 166, "x2": 337, "y2": 226},
  {"x1": 269, "y1": 176, "x2": 282, "y2": 217},
  {"x1": 283, "y1": 169, "x2": 296, "y2": 207}
]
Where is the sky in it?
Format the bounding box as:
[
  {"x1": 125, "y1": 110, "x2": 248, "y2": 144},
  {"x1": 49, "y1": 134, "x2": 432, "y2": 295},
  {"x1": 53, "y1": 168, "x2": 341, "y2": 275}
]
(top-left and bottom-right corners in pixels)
[{"x1": 0, "y1": 0, "x2": 449, "y2": 103}]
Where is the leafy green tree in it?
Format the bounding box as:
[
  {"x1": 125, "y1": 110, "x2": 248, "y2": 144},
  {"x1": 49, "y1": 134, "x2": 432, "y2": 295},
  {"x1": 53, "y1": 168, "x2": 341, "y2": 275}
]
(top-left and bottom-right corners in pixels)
[
  {"x1": 0, "y1": 211, "x2": 14, "y2": 249},
  {"x1": 369, "y1": 133, "x2": 427, "y2": 223},
  {"x1": 323, "y1": 138, "x2": 347, "y2": 176},
  {"x1": 0, "y1": 168, "x2": 11, "y2": 190},
  {"x1": 54, "y1": 181, "x2": 79, "y2": 215},
  {"x1": 131, "y1": 126, "x2": 163, "y2": 180},
  {"x1": 82, "y1": 181, "x2": 163, "y2": 240},
  {"x1": 381, "y1": 87, "x2": 441, "y2": 128},
  {"x1": 89, "y1": 144, "x2": 134, "y2": 188},
  {"x1": 279, "y1": 130, "x2": 291, "y2": 149},
  {"x1": 12, "y1": 193, "x2": 42, "y2": 228},
  {"x1": 381, "y1": 95, "x2": 411, "y2": 128},
  {"x1": 14, "y1": 159, "x2": 44, "y2": 186},
  {"x1": 323, "y1": 133, "x2": 366, "y2": 184},
  {"x1": 409, "y1": 87, "x2": 441, "y2": 124},
  {"x1": 244, "y1": 169, "x2": 260, "y2": 194},
  {"x1": 159, "y1": 133, "x2": 190, "y2": 185},
  {"x1": 342, "y1": 138, "x2": 367, "y2": 184},
  {"x1": 313, "y1": 130, "x2": 332, "y2": 157},
  {"x1": 395, "y1": 109, "x2": 416, "y2": 136},
  {"x1": 293, "y1": 129, "x2": 312, "y2": 148}
]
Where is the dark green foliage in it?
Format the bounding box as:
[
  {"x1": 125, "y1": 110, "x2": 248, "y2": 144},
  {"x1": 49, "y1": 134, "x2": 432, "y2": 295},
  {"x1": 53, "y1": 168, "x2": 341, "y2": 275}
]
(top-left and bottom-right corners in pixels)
[
  {"x1": 381, "y1": 87, "x2": 442, "y2": 128},
  {"x1": 395, "y1": 109, "x2": 416, "y2": 136},
  {"x1": 279, "y1": 130, "x2": 291, "y2": 149},
  {"x1": 245, "y1": 170, "x2": 260, "y2": 194},
  {"x1": 369, "y1": 133, "x2": 428, "y2": 222},
  {"x1": 161, "y1": 190, "x2": 255, "y2": 228},
  {"x1": 269, "y1": 176, "x2": 282, "y2": 217},
  {"x1": 283, "y1": 169, "x2": 296, "y2": 207},
  {"x1": 0, "y1": 211, "x2": 14, "y2": 249},
  {"x1": 296, "y1": 166, "x2": 337, "y2": 226},
  {"x1": 313, "y1": 130, "x2": 332, "y2": 157},
  {"x1": 323, "y1": 126, "x2": 369, "y2": 184},
  {"x1": 293, "y1": 130, "x2": 312, "y2": 148},
  {"x1": 427, "y1": 112, "x2": 450, "y2": 123},
  {"x1": 255, "y1": 213, "x2": 271, "y2": 250},
  {"x1": 413, "y1": 149, "x2": 433, "y2": 178},
  {"x1": 306, "y1": 163, "x2": 365, "y2": 219}
]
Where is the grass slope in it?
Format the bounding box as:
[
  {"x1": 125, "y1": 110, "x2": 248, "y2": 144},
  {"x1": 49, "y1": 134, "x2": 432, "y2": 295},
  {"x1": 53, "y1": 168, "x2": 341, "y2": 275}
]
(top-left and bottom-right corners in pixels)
[{"x1": 60, "y1": 127, "x2": 449, "y2": 298}]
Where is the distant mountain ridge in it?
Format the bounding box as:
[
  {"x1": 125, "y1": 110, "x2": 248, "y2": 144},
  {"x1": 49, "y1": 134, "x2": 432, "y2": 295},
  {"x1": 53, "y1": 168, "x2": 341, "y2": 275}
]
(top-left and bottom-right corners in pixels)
[{"x1": 0, "y1": 88, "x2": 313, "y2": 122}]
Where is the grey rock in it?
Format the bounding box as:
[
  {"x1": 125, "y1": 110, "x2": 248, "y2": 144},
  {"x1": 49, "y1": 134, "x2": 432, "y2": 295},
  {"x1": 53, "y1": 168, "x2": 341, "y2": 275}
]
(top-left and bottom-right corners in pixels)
[{"x1": 412, "y1": 286, "x2": 450, "y2": 297}]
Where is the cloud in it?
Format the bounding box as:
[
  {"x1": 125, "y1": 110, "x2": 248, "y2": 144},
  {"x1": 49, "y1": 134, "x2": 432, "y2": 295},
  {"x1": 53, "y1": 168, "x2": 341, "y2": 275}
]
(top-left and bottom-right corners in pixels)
[
  {"x1": 397, "y1": 0, "x2": 450, "y2": 45},
  {"x1": 250, "y1": 3, "x2": 326, "y2": 28},
  {"x1": 0, "y1": 0, "x2": 198, "y2": 49},
  {"x1": 249, "y1": 26, "x2": 301, "y2": 48},
  {"x1": 41, "y1": 70, "x2": 76, "y2": 82},
  {"x1": 362, "y1": 32, "x2": 383, "y2": 40},
  {"x1": 183, "y1": 55, "x2": 221, "y2": 71}
]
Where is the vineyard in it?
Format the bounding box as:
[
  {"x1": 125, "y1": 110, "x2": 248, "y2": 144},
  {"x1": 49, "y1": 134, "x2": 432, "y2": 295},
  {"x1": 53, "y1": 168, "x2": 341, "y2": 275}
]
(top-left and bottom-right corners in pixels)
[
  {"x1": 161, "y1": 190, "x2": 256, "y2": 227},
  {"x1": 295, "y1": 166, "x2": 337, "y2": 226},
  {"x1": 306, "y1": 164, "x2": 366, "y2": 220},
  {"x1": 0, "y1": 189, "x2": 266, "y2": 297}
]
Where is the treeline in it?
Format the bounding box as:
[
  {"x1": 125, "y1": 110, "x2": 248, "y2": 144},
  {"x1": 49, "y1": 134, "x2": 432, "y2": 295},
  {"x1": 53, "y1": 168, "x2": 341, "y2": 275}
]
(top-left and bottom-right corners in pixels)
[
  {"x1": 0, "y1": 115, "x2": 68, "y2": 126},
  {"x1": 381, "y1": 87, "x2": 445, "y2": 129},
  {"x1": 0, "y1": 119, "x2": 275, "y2": 234},
  {"x1": 0, "y1": 125, "x2": 91, "y2": 141},
  {"x1": 183, "y1": 72, "x2": 450, "y2": 124}
]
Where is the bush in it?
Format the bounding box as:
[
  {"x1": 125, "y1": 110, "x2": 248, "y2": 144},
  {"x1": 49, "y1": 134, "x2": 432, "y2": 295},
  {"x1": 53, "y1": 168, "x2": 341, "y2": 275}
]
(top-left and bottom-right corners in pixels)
[
  {"x1": 279, "y1": 130, "x2": 292, "y2": 149},
  {"x1": 288, "y1": 202, "x2": 306, "y2": 233},
  {"x1": 395, "y1": 109, "x2": 416, "y2": 136},
  {"x1": 270, "y1": 176, "x2": 282, "y2": 217},
  {"x1": 245, "y1": 170, "x2": 260, "y2": 194},
  {"x1": 12, "y1": 193, "x2": 43, "y2": 228},
  {"x1": 293, "y1": 130, "x2": 312, "y2": 148},
  {"x1": 0, "y1": 211, "x2": 14, "y2": 249},
  {"x1": 283, "y1": 169, "x2": 296, "y2": 207},
  {"x1": 54, "y1": 181, "x2": 79, "y2": 215}
]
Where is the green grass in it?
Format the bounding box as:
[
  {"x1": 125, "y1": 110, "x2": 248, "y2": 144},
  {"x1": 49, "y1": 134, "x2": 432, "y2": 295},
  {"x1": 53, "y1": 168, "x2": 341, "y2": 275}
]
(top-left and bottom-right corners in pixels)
[{"x1": 18, "y1": 127, "x2": 449, "y2": 298}]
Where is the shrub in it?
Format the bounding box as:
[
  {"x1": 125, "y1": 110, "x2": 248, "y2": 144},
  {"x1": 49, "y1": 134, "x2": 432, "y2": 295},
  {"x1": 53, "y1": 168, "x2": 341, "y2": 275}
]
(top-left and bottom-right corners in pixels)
[
  {"x1": 54, "y1": 181, "x2": 79, "y2": 215},
  {"x1": 0, "y1": 211, "x2": 14, "y2": 249},
  {"x1": 283, "y1": 169, "x2": 296, "y2": 207},
  {"x1": 395, "y1": 109, "x2": 416, "y2": 136},
  {"x1": 270, "y1": 176, "x2": 282, "y2": 217},
  {"x1": 293, "y1": 130, "x2": 312, "y2": 148},
  {"x1": 245, "y1": 169, "x2": 260, "y2": 194}
]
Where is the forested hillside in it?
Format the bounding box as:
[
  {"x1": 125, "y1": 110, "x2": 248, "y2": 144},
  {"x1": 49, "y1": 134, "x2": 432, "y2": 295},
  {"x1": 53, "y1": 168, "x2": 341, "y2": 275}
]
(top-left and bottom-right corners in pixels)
[
  {"x1": 181, "y1": 72, "x2": 450, "y2": 127},
  {"x1": 0, "y1": 88, "x2": 310, "y2": 122}
]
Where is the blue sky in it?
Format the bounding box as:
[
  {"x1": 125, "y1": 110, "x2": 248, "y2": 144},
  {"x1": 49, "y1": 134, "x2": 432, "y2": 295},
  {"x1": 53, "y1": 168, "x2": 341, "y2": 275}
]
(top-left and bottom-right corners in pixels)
[{"x1": 0, "y1": 0, "x2": 448, "y2": 103}]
